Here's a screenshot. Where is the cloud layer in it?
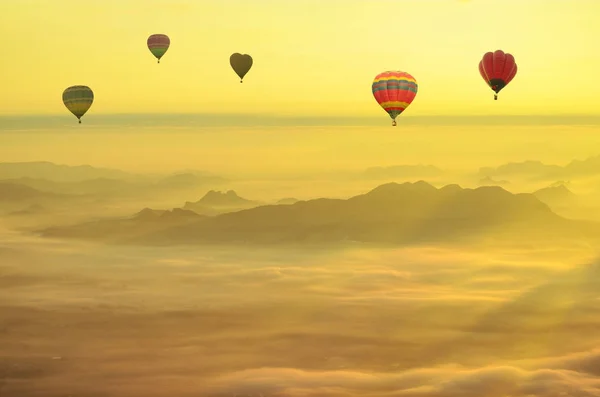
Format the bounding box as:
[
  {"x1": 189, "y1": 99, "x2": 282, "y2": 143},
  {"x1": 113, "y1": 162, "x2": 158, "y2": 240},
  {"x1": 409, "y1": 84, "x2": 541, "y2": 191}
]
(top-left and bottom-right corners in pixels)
[{"x1": 1, "y1": 229, "x2": 599, "y2": 396}]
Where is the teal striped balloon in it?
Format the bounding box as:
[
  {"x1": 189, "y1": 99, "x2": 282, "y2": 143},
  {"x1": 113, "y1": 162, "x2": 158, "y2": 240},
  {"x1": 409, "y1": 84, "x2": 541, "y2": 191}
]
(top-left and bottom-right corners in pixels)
[{"x1": 62, "y1": 86, "x2": 94, "y2": 124}]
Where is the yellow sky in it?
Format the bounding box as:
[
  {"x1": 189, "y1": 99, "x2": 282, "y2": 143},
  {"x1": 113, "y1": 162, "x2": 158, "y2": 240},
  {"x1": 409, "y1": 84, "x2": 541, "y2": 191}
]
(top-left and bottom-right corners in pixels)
[
  {"x1": 1, "y1": 124, "x2": 599, "y2": 175},
  {"x1": 1, "y1": 0, "x2": 599, "y2": 118}
]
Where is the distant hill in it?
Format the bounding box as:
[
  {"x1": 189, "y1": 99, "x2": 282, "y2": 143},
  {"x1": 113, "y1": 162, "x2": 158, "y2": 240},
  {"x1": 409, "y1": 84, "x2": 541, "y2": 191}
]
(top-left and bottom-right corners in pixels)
[
  {"x1": 41, "y1": 208, "x2": 204, "y2": 243},
  {"x1": 133, "y1": 207, "x2": 202, "y2": 221},
  {"x1": 0, "y1": 173, "x2": 228, "y2": 197},
  {"x1": 1, "y1": 177, "x2": 140, "y2": 195},
  {"x1": 0, "y1": 161, "x2": 134, "y2": 182},
  {"x1": 0, "y1": 161, "x2": 228, "y2": 192},
  {"x1": 363, "y1": 164, "x2": 443, "y2": 180},
  {"x1": 277, "y1": 197, "x2": 299, "y2": 205},
  {"x1": 480, "y1": 155, "x2": 600, "y2": 180},
  {"x1": 182, "y1": 190, "x2": 261, "y2": 214},
  {"x1": 478, "y1": 176, "x2": 510, "y2": 187},
  {"x1": 533, "y1": 183, "x2": 576, "y2": 206},
  {"x1": 563, "y1": 156, "x2": 600, "y2": 177},
  {"x1": 40, "y1": 181, "x2": 596, "y2": 246},
  {"x1": 197, "y1": 190, "x2": 255, "y2": 206},
  {"x1": 479, "y1": 160, "x2": 559, "y2": 178},
  {"x1": 0, "y1": 182, "x2": 59, "y2": 201}
]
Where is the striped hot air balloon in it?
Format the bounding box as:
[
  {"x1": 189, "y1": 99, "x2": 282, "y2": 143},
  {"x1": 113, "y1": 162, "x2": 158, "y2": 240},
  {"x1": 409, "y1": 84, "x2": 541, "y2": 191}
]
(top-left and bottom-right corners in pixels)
[
  {"x1": 62, "y1": 86, "x2": 94, "y2": 124},
  {"x1": 479, "y1": 50, "x2": 517, "y2": 100},
  {"x1": 372, "y1": 71, "x2": 418, "y2": 126},
  {"x1": 147, "y1": 34, "x2": 170, "y2": 63}
]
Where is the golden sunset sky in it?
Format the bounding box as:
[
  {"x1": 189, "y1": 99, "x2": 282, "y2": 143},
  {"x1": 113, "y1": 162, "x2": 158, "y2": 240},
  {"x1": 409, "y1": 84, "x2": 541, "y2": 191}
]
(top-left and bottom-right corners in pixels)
[
  {"x1": 1, "y1": 0, "x2": 599, "y2": 118},
  {"x1": 1, "y1": 0, "x2": 599, "y2": 175}
]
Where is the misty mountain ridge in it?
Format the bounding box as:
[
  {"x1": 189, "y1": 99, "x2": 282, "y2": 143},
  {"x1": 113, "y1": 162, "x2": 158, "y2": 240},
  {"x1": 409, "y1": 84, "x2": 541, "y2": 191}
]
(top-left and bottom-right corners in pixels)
[
  {"x1": 0, "y1": 177, "x2": 149, "y2": 197},
  {"x1": 40, "y1": 181, "x2": 596, "y2": 246},
  {"x1": 182, "y1": 190, "x2": 261, "y2": 215},
  {"x1": 0, "y1": 162, "x2": 227, "y2": 190},
  {"x1": 532, "y1": 183, "x2": 576, "y2": 207},
  {"x1": 533, "y1": 183, "x2": 574, "y2": 198},
  {"x1": 0, "y1": 161, "x2": 135, "y2": 182},
  {"x1": 37, "y1": 207, "x2": 206, "y2": 243},
  {"x1": 479, "y1": 176, "x2": 510, "y2": 186},
  {"x1": 196, "y1": 190, "x2": 256, "y2": 206},
  {"x1": 0, "y1": 182, "x2": 61, "y2": 201},
  {"x1": 277, "y1": 197, "x2": 300, "y2": 205},
  {"x1": 0, "y1": 174, "x2": 228, "y2": 198},
  {"x1": 134, "y1": 207, "x2": 203, "y2": 221},
  {"x1": 363, "y1": 164, "x2": 443, "y2": 180},
  {"x1": 480, "y1": 155, "x2": 600, "y2": 180}
]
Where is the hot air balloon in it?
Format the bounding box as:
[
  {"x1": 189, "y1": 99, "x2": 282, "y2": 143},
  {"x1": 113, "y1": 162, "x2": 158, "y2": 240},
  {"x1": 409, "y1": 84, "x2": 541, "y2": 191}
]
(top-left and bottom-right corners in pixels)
[
  {"x1": 230, "y1": 53, "x2": 253, "y2": 83},
  {"x1": 479, "y1": 50, "x2": 517, "y2": 100},
  {"x1": 147, "y1": 34, "x2": 170, "y2": 63},
  {"x1": 62, "y1": 86, "x2": 94, "y2": 124},
  {"x1": 372, "y1": 71, "x2": 418, "y2": 126}
]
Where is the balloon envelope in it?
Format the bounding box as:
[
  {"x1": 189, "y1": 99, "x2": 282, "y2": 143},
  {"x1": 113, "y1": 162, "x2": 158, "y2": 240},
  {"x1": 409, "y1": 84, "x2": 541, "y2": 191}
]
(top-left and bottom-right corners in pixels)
[
  {"x1": 230, "y1": 53, "x2": 253, "y2": 82},
  {"x1": 147, "y1": 34, "x2": 170, "y2": 63},
  {"x1": 62, "y1": 86, "x2": 94, "y2": 123},
  {"x1": 479, "y1": 50, "x2": 517, "y2": 99},
  {"x1": 372, "y1": 71, "x2": 418, "y2": 125}
]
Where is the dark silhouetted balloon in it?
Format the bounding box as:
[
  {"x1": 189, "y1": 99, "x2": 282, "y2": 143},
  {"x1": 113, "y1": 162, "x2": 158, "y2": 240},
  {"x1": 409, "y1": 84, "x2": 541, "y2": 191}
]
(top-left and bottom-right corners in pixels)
[
  {"x1": 147, "y1": 34, "x2": 170, "y2": 64},
  {"x1": 62, "y1": 86, "x2": 94, "y2": 124},
  {"x1": 479, "y1": 50, "x2": 517, "y2": 100},
  {"x1": 372, "y1": 71, "x2": 418, "y2": 126},
  {"x1": 230, "y1": 53, "x2": 253, "y2": 83}
]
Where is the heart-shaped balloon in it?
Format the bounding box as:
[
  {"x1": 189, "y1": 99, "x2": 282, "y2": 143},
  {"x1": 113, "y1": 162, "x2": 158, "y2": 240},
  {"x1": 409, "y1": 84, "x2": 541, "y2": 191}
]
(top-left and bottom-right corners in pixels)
[{"x1": 230, "y1": 53, "x2": 253, "y2": 83}]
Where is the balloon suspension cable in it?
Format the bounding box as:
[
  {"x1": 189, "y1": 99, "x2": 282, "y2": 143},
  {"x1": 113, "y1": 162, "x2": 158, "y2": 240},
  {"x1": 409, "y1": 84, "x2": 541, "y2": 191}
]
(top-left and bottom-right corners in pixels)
[
  {"x1": 494, "y1": 94, "x2": 498, "y2": 100},
  {"x1": 392, "y1": 120, "x2": 397, "y2": 127}
]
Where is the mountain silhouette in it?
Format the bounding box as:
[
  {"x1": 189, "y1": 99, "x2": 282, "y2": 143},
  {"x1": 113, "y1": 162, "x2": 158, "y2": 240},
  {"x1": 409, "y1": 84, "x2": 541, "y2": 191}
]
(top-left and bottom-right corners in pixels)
[
  {"x1": 479, "y1": 160, "x2": 560, "y2": 178},
  {"x1": 133, "y1": 208, "x2": 169, "y2": 220},
  {"x1": 0, "y1": 161, "x2": 134, "y2": 182},
  {"x1": 0, "y1": 173, "x2": 228, "y2": 198},
  {"x1": 0, "y1": 182, "x2": 58, "y2": 201},
  {"x1": 0, "y1": 177, "x2": 151, "y2": 198},
  {"x1": 363, "y1": 164, "x2": 443, "y2": 180},
  {"x1": 40, "y1": 181, "x2": 596, "y2": 246},
  {"x1": 182, "y1": 190, "x2": 261, "y2": 215},
  {"x1": 478, "y1": 176, "x2": 510, "y2": 187},
  {"x1": 533, "y1": 183, "x2": 576, "y2": 206},
  {"x1": 480, "y1": 155, "x2": 600, "y2": 180},
  {"x1": 277, "y1": 197, "x2": 299, "y2": 205},
  {"x1": 197, "y1": 190, "x2": 256, "y2": 206},
  {"x1": 41, "y1": 207, "x2": 204, "y2": 243}
]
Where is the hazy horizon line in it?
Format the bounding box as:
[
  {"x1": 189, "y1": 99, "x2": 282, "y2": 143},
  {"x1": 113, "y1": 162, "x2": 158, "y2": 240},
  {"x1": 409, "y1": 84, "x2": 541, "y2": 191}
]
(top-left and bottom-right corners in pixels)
[{"x1": 2, "y1": 113, "x2": 600, "y2": 130}]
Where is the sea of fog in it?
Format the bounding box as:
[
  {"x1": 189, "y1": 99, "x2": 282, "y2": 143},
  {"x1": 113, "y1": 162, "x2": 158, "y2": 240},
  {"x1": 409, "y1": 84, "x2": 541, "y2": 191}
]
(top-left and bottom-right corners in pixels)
[{"x1": 1, "y1": 227, "x2": 599, "y2": 396}]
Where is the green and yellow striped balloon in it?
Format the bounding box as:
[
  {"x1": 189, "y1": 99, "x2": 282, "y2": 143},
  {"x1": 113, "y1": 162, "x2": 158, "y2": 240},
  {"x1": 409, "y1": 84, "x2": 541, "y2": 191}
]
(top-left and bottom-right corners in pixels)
[
  {"x1": 147, "y1": 34, "x2": 170, "y2": 63},
  {"x1": 62, "y1": 85, "x2": 94, "y2": 124}
]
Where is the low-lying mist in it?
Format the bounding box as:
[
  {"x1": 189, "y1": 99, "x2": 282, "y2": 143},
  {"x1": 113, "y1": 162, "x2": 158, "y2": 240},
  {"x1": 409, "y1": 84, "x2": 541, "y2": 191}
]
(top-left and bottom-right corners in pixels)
[{"x1": 1, "y1": 227, "x2": 599, "y2": 396}]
